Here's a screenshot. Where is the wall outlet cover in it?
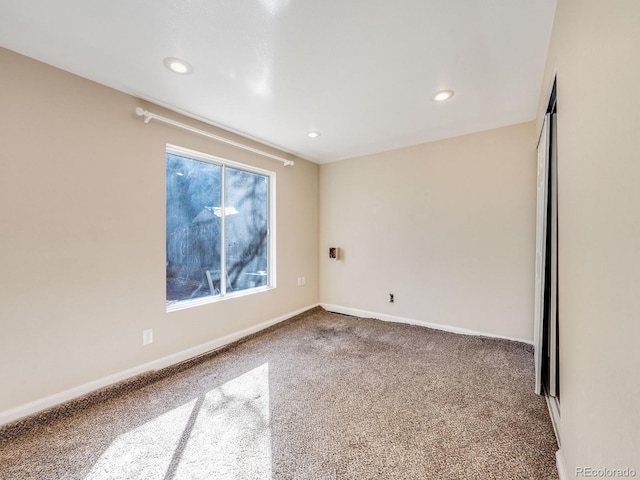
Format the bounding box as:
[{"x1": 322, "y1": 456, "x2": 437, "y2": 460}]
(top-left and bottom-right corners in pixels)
[{"x1": 143, "y1": 329, "x2": 153, "y2": 345}]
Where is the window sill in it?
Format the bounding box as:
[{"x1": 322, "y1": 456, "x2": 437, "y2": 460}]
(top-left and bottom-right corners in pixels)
[{"x1": 166, "y1": 285, "x2": 275, "y2": 313}]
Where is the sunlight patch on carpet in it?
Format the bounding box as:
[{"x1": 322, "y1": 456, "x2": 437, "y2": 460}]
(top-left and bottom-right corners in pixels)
[
  {"x1": 84, "y1": 399, "x2": 197, "y2": 479},
  {"x1": 84, "y1": 363, "x2": 271, "y2": 480}
]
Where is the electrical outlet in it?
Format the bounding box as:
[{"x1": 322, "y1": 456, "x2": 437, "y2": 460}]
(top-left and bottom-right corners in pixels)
[
  {"x1": 143, "y1": 329, "x2": 153, "y2": 345},
  {"x1": 301, "y1": 276, "x2": 306, "y2": 286},
  {"x1": 388, "y1": 293, "x2": 394, "y2": 303}
]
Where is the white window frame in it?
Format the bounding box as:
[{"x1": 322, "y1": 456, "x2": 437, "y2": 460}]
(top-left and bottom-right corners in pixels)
[{"x1": 166, "y1": 144, "x2": 276, "y2": 312}]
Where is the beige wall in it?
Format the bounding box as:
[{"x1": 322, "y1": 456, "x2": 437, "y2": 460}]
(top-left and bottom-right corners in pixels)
[
  {"x1": 0, "y1": 47, "x2": 319, "y2": 415},
  {"x1": 536, "y1": 0, "x2": 640, "y2": 475},
  {"x1": 319, "y1": 122, "x2": 537, "y2": 342}
]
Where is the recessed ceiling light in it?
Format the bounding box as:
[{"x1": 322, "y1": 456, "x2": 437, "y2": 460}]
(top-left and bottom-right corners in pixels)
[
  {"x1": 163, "y1": 57, "x2": 193, "y2": 75},
  {"x1": 433, "y1": 90, "x2": 455, "y2": 102},
  {"x1": 307, "y1": 131, "x2": 321, "y2": 138}
]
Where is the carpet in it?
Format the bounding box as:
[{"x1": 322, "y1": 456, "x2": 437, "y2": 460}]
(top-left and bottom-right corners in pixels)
[{"x1": 0, "y1": 307, "x2": 558, "y2": 479}]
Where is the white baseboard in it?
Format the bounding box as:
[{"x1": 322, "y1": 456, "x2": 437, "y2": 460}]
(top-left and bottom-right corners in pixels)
[
  {"x1": 320, "y1": 303, "x2": 533, "y2": 345},
  {"x1": 556, "y1": 449, "x2": 568, "y2": 480},
  {"x1": 0, "y1": 303, "x2": 319, "y2": 427}
]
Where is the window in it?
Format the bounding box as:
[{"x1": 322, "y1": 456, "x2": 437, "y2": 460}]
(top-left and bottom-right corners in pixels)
[{"x1": 165, "y1": 145, "x2": 274, "y2": 310}]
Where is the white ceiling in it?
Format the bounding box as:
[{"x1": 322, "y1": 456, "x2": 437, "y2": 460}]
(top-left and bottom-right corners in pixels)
[{"x1": 0, "y1": 0, "x2": 556, "y2": 164}]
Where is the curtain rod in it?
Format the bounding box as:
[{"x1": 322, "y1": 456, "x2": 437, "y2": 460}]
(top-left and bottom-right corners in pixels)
[{"x1": 135, "y1": 107, "x2": 295, "y2": 166}]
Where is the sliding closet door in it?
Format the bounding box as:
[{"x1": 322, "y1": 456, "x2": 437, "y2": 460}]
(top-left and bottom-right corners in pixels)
[
  {"x1": 548, "y1": 113, "x2": 558, "y2": 397},
  {"x1": 534, "y1": 113, "x2": 551, "y2": 395}
]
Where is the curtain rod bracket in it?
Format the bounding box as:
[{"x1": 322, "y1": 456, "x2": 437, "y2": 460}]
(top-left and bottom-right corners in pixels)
[
  {"x1": 135, "y1": 107, "x2": 152, "y2": 124},
  {"x1": 134, "y1": 107, "x2": 294, "y2": 167}
]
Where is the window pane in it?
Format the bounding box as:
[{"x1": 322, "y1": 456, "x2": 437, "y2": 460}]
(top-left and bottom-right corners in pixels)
[
  {"x1": 225, "y1": 167, "x2": 269, "y2": 292},
  {"x1": 166, "y1": 154, "x2": 222, "y2": 305}
]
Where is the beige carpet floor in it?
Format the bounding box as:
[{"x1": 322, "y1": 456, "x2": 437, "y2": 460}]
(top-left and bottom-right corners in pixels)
[{"x1": 0, "y1": 307, "x2": 558, "y2": 479}]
